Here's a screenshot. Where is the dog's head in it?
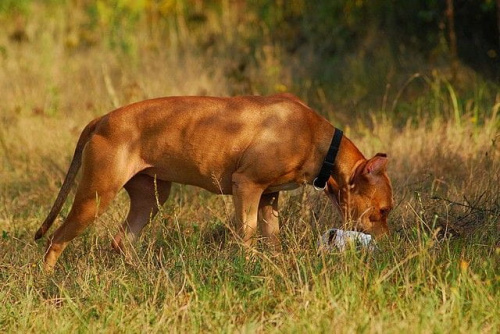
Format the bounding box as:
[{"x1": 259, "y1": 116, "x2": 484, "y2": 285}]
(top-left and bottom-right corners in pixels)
[{"x1": 325, "y1": 153, "x2": 393, "y2": 237}]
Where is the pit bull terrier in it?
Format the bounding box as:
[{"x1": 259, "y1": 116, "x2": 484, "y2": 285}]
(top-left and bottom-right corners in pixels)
[{"x1": 35, "y1": 93, "x2": 393, "y2": 270}]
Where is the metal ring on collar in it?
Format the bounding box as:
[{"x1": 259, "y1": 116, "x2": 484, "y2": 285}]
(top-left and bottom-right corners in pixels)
[{"x1": 313, "y1": 178, "x2": 327, "y2": 191}]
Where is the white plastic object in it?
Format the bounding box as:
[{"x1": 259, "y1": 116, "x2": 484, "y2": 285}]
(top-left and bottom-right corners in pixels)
[{"x1": 317, "y1": 228, "x2": 376, "y2": 252}]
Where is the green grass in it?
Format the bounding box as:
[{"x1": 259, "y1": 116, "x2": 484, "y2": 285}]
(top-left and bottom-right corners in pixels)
[
  {"x1": 1, "y1": 1, "x2": 499, "y2": 333},
  {"x1": 1, "y1": 213, "x2": 498, "y2": 332}
]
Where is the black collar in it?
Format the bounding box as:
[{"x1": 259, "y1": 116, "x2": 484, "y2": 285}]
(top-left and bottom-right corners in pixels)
[{"x1": 313, "y1": 128, "x2": 343, "y2": 190}]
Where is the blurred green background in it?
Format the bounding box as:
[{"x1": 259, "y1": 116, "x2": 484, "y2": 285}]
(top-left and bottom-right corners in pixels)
[{"x1": 1, "y1": 0, "x2": 499, "y2": 125}]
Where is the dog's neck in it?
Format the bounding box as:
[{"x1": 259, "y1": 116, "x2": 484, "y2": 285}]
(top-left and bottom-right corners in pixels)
[
  {"x1": 332, "y1": 135, "x2": 365, "y2": 187},
  {"x1": 311, "y1": 127, "x2": 365, "y2": 189}
]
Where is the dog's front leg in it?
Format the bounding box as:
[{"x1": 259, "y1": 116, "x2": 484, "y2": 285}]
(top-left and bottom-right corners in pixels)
[
  {"x1": 231, "y1": 173, "x2": 264, "y2": 247},
  {"x1": 259, "y1": 192, "x2": 281, "y2": 252}
]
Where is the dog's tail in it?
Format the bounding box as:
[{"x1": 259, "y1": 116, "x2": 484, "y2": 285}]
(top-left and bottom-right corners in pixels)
[{"x1": 34, "y1": 117, "x2": 102, "y2": 241}]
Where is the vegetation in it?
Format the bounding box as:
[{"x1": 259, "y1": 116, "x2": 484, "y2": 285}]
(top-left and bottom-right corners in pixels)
[{"x1": 1, "y1": 1, "x2": 499, "y2": 332}]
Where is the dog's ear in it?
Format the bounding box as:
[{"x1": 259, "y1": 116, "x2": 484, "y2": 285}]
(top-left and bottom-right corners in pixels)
[
  {"x1": 349, "y1": 153, "x2": 388, "y2": 187},
  {"x1": 363, "y1": 153, "x2": 388, "y2": 176}
]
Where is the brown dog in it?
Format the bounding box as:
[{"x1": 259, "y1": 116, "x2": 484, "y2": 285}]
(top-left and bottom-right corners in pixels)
[{"x1": 35, "y1": 94, "x2": 393, "y2": 270}]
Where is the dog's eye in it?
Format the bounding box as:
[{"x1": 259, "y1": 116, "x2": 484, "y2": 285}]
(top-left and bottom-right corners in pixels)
[{"x1": 380, "y1": 208, "x2": 390, "y2": 216}]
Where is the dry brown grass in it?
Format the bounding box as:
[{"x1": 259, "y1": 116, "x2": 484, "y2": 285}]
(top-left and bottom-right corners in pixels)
[{"x1": 1, "y1": 2, "x2": 499, "y2": 333}]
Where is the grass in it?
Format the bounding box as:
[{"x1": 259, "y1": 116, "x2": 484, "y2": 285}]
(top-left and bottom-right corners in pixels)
[
  {"x1": 1, "y1": 201, "x2": 498, "y2": 332},
  {"x1": 1, "y1": 1, "x2": 499, "y2": 333}
]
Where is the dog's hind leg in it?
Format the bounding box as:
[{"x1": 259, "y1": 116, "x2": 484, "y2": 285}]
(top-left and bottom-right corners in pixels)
[
  {"x1": 43, "y1": 138, "x2": 133, "y2": 271},
  {"x1": 111, "y1": 174, "x2": 172, "y2": 253},
  {"x1": 43, "y1": 178, "x2": 122, "y2": 271}
]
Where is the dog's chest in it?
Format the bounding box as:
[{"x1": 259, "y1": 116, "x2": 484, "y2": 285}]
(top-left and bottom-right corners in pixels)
[{"x1": 266, "y1": 182, "x2": 301, "y2": 193}]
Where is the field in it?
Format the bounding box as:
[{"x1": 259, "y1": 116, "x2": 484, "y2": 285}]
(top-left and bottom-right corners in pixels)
[{"x1": 1, "y1": 2, "x2": 499, "y2": 333}]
